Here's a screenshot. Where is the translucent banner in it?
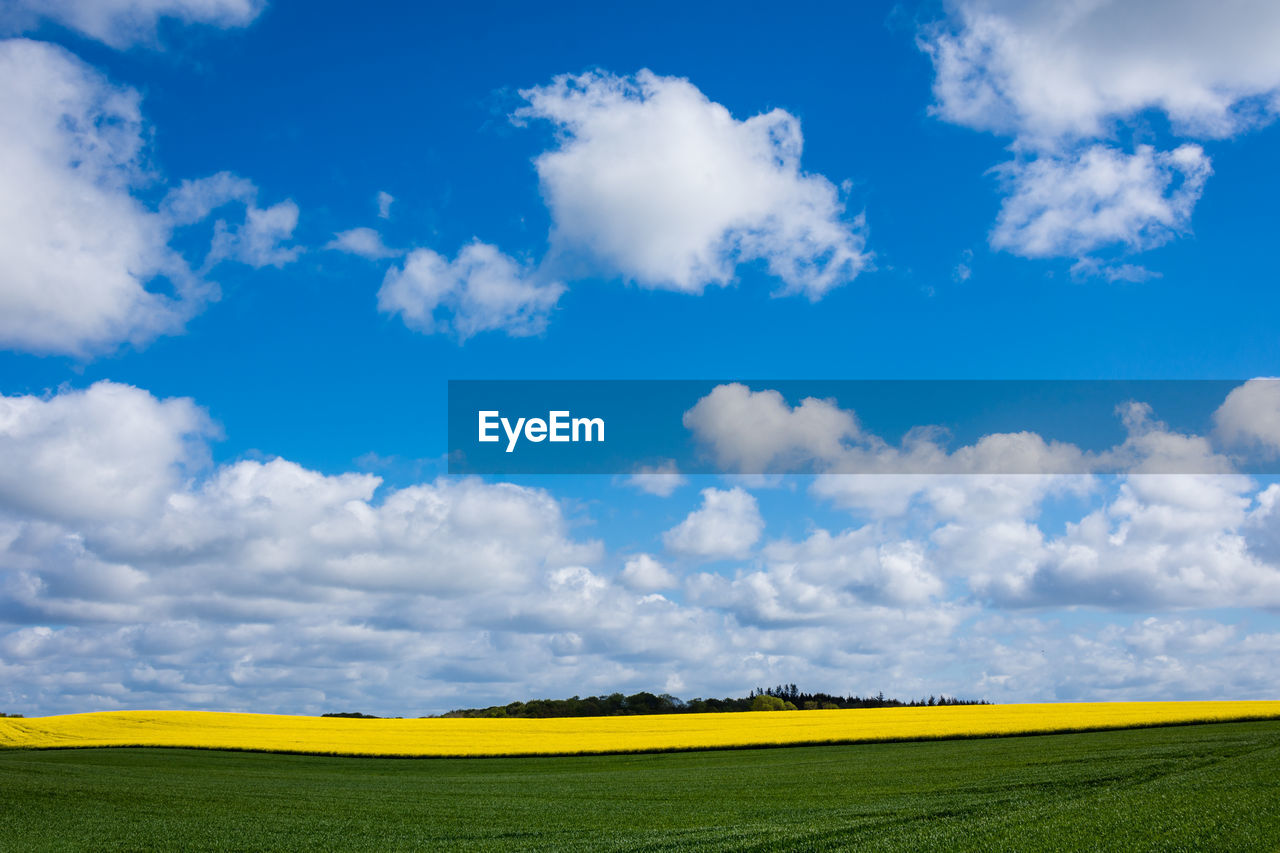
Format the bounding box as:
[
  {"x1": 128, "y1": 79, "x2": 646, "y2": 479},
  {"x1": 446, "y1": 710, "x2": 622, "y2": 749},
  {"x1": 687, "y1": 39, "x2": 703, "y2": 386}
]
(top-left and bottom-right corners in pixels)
[{"x1": 447, "y1": 379, "x2": 1280, "y2": 475}]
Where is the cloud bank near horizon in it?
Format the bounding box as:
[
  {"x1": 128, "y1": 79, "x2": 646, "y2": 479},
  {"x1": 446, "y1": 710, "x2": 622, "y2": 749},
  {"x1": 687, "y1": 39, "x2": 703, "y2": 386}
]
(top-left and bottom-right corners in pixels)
[{"x1": 2, "y1": 380, "x2": 1278, "y2": 716}]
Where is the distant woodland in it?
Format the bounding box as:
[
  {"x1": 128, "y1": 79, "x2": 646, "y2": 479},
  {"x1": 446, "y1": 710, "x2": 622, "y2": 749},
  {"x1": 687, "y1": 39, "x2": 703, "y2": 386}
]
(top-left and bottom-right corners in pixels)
[{"x1": 321, "y1": 684, "x2": 990, "y2": 719}]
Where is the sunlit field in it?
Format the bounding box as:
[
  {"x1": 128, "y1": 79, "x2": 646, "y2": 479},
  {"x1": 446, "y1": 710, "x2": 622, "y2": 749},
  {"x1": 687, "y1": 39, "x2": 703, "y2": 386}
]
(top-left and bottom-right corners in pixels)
[
  {"x1": 4, "y1": 701, "x2": 1279, "y2": 757},
  {"x1": 4, "y1": 722, "x2": 1280, "y2": 851}
]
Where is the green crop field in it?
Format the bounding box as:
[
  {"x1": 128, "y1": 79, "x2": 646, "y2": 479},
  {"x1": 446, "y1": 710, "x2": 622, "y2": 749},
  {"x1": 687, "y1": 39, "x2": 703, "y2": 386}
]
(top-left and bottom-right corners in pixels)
[{"x1": 3, "y1": 720, "x2": 1279, "y2": 851}]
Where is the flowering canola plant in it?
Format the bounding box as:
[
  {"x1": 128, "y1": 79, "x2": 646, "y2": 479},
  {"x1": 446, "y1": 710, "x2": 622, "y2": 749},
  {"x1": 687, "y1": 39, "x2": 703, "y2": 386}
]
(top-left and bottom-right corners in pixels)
[{"x1": 2, "y1": 702, "x2": 1278, "y2": 758}]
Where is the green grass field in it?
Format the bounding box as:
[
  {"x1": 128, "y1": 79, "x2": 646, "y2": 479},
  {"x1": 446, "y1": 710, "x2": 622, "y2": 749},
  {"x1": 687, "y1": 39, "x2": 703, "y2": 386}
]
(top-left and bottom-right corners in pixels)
[{"x1": 3, "y1": 720, "x2": 1278, "y2": 851}]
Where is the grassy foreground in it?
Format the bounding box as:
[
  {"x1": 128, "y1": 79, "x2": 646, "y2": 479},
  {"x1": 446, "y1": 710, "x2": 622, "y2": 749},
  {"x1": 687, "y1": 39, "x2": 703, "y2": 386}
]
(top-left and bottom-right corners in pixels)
[
  {"x1": 2, "y1": 721, "x2": 1279, "y2": 851},
  {"x1": 3, "y1": 701, "x2": 1280, "y2": 757}
]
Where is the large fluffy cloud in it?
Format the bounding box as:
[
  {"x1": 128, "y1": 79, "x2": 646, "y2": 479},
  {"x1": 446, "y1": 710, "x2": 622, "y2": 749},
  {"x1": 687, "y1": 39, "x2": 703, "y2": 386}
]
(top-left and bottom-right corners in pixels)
[
  {"x1": 2, "y1": 0, "x2": 264, "y2": 48},
  {"x1": 945, "y1": 473, "x2": 1279, "y2": 610},
  {"x1": 515, "y1": 70, "x2": 870, "y2": 299},
  {"x1": 0, "y1": 41, "x2": 298, "y2": 356},
  {"x1": 0, "y1": 39, "x2": 200, "y2": 355},
  {"x1": 919, "y1": 0, "x2": 1280, "y2": 271},
  {"x1": 923, "y1": 0, "x2": 1280, "y2": 143},
  {"x1": 0, "y1": 382, "x2": 211, "y2": 524},
  {"x1": 0, "y1": 383, "x2": 600, "y2": 604}
]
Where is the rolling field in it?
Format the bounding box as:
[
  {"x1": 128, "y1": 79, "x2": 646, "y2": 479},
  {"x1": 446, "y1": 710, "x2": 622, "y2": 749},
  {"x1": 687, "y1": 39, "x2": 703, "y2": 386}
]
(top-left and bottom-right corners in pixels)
[
  {"x1": 3, "y1": 701, "x2": 1280, "y2": 757},
  {"x1": 2, "y1": 720, "x2": 1279, "y2": 851}
]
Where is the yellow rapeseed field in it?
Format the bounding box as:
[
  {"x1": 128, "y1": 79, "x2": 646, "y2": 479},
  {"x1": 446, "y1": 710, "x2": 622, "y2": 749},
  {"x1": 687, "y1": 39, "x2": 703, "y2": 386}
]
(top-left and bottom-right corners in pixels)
[{"x1": 2, "y1": 701, "x2": 1279, "y2": 757}]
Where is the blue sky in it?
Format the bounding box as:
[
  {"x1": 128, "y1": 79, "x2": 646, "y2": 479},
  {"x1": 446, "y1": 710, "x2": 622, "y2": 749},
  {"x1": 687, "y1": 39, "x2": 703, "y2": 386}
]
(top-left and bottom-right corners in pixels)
[{"x1": 2, "y1": 0, "x2": 1280, "y2": 715}]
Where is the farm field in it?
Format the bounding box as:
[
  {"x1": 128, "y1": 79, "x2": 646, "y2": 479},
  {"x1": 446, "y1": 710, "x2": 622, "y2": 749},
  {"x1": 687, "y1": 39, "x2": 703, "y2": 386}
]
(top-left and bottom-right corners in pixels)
[
  {"x1": 2, "y1": 720, "x2": 1279, "y2": 851},
  {"x1": 3, "y1": 700, "x2": 1280, "y2": 757}
]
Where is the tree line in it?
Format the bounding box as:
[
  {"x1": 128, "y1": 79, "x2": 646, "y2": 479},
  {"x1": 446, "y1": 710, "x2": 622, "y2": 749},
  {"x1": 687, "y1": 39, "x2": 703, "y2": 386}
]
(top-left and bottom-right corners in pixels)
[{"x1": 432, "y1": 685, "x2": 989, "y2": 718}]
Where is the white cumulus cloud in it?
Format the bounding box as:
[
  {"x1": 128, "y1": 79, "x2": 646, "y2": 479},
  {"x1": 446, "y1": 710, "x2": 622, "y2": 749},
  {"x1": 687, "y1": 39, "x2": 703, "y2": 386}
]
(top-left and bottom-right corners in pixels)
[
  {"x1": 763, "y1": 529, "x2": 943, "y2": 608},
  {"x1": 0, "y1": 39, "x2": 206, "y2": 356},
  {"x1": 0, "y1": 381, "x2": 211, "y2": 524},
  {"x1": 683, "y1": 384, "x2": 863, "y2": 473},
  {"x1": 620, "y1": 554, "x2": 677, "y2": 592},
  {"x1": 515, "y1": 70, "x2": 870, "y2": 299},
  {"x1": 1215, "y1": 378, "x2": 1280, "y2": 457},
  {"x1": 922, "y1": 0, "x2": 1280, "y2": 143},
  {"x1": 990, "y1": 144, "x2": 1211, "y2": 258},
  {"x1": 919, "y1": 0, "x2": 1280, "y2": 271},
  {"x1": 0, "y1": 42, "x2": 298, "y2": 356},
  {"x1": 970, "y1": 473, "x2": 1279, "y2": 609},
  {"x1": 663, "y1": 487, "x2": 764, "y2": 560},
  {"x1": 378, "y1": 241, "x2": 565, "y2": 340}
]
